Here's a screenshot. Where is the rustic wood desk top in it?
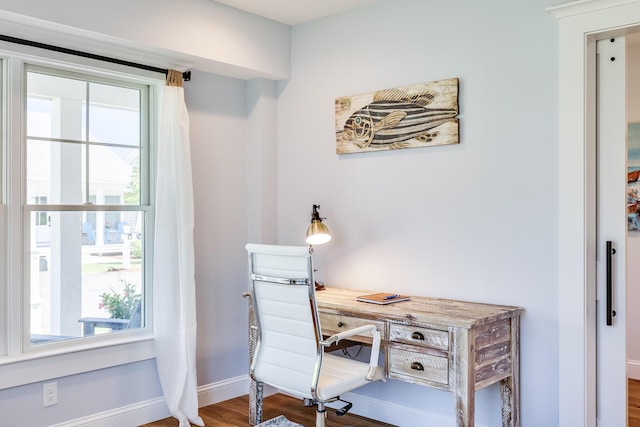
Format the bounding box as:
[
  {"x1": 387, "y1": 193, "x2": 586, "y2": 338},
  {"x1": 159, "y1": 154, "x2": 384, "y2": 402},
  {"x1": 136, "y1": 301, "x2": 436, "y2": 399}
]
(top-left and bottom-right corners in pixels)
[
  {"x1": 315, "y1": 286, "x2": 524, "y2": 329},
  {"x1": 245, "y1": 286, "x2": 524, "y2": 427}
]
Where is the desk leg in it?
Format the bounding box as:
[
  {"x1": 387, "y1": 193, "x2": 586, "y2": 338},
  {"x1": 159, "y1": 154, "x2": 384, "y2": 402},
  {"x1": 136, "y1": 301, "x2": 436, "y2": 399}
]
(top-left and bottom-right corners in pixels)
[
  {"x1": 500, "y1": 316, "x2": 520, "y2": 427},
  {"x1": 452, "y1": 328, "x2": 476, "y2": 426},
  {"x1": 249, "y1": 379, "x2": 263, "y2": 425},
  {"x1": 500, "y1": 377, "x2": 514, "y2": 427},
  {"x1": 245, "y1": 292, "x2": 264, "y2": 425}
]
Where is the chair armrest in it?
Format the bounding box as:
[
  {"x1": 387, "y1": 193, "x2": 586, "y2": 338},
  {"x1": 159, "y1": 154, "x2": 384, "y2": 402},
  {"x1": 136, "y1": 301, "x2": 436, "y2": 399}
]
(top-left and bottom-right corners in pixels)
[{"x1": 320, "y1": 324, "x2": 382, "y2": 381}]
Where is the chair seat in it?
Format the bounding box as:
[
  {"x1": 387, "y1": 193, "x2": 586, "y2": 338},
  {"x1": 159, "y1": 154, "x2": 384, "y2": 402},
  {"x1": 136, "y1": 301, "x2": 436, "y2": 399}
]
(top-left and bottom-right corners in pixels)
[{"x1": 316, "y1": 354, "x2": 373, "y2": 402}]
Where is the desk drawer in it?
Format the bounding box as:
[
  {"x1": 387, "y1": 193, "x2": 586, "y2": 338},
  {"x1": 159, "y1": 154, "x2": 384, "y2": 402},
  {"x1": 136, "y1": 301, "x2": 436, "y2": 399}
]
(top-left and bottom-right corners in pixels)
[
  {"x1": 319, "y1": 313, "x2": 385, "y2": 343},
  {"x1": 388, "y1": 347, "x2": 449, "y2": 385},
  {"x1": 389, "y1": 324, "x2": 449, "y2": 351}
]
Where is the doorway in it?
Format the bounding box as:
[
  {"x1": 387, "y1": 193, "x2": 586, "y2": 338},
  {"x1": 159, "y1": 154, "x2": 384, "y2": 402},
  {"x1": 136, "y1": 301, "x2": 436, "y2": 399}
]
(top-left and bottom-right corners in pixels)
[
  {"x1": 626, "y1": 33, "x2": 640, "y2": 380},
  {"x1": 598, "y1": 31, "x2": 640, "y2": 426},
  {"x1": 551, "y1": 1, "x2": 640, "y2": 425},
  {"x1": 626, "y1": 32, "x2": 640, "y2": 426}
]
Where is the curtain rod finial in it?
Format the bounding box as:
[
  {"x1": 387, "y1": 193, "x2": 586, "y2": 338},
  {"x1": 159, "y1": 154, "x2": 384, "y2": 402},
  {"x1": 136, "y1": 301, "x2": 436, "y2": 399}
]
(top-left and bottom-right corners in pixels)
[{"x1": 182, "y1": 71, "x2": 191, "y2": 81}]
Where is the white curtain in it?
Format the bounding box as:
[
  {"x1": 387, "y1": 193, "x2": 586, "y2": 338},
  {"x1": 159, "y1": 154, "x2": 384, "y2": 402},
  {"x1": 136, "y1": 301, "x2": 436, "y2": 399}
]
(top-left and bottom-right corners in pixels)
[{"x1": 153, "y1": 71, "x2": 204, "y2": 427}]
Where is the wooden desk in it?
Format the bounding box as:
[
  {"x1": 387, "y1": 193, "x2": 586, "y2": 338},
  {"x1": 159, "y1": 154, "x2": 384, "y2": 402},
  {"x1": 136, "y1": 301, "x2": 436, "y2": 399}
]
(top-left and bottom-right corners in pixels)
[{"x1": 244, "y1": 287, "x2": 523, "y2": 427}]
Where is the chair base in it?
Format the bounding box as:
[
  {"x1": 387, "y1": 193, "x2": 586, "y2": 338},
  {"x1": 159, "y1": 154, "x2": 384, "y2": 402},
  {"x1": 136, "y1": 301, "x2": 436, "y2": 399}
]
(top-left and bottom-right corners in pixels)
[
  {"x1": 316, "y1": 404, "x2": 327, "y2": 427},
  {"x1": 335, "y1": 398, "x2": 353, "y2": 416},
  {"x1": 313, "y1": 397, "x2": 352, "y2": 427}
]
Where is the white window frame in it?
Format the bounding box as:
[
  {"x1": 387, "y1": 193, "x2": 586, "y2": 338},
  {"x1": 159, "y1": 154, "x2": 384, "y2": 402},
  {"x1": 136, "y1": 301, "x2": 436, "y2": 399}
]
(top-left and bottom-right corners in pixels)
[
  {"x1": 0, "y1": 48, "x2": 161, "y2": 389},
  {"x1": 0, "y1": 59, "x2": 6, "y2": 360}
]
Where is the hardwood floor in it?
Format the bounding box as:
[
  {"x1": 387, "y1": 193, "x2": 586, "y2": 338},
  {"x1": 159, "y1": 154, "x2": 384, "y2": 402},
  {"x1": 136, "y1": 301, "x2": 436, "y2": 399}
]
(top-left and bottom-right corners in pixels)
[
  {"x1": 139, "y1": 393, "x2": 396, "y2": 427},
  {"x1": 631, "y1": 379, "x2": 640, "y2": 427},
  {"x1": 141, "y1": 380, "x2": 640, "y2": 426}
]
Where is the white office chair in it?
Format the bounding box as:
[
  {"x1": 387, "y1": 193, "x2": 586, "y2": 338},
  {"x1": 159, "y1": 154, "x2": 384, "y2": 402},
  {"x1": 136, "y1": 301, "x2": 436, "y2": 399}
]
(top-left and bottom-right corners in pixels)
[{"x1": 245, "y1": 243, "x2": 383, "y2": 427}]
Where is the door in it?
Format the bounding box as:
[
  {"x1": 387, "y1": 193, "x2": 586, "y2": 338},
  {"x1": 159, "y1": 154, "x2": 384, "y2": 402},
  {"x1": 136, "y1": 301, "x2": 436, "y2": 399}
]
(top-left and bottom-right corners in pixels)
[{"x1": 596, "y1": 36, "x2": 627, "y2": 426}]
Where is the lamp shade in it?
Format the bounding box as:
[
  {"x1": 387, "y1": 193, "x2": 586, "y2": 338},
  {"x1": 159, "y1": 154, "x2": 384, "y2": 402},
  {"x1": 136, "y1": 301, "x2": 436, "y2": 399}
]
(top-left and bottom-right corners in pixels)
[
  {"x1": 306, "y1": 221, "x2": 331, "y2": 245},
  {"x1": 305, "y1": 204, "x2": 331, "y2": 245}
]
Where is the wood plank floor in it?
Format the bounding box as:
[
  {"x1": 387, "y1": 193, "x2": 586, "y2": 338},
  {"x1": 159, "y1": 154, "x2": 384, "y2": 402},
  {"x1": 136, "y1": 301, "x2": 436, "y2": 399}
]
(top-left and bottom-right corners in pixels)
[
  {"x1": 631, "y1": 379, "x2": 640, "y2": 427},
  {"x1": 141, "y1": 380, "x2": 640, "y2": 427},
  {"x1": 139, "y1": 393, "x2": 396, "y2": 427}
]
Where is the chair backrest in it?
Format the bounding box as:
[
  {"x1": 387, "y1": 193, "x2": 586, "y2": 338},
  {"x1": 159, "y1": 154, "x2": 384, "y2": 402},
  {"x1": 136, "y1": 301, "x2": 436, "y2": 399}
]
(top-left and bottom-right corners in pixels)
[{"x1": 245, "y1": 243, "x2": 322, "y2": 399}]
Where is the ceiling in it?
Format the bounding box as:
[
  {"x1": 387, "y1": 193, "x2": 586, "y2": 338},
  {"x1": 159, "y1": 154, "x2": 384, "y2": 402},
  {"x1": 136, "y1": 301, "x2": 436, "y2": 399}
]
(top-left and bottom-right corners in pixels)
[{"x1": 212, "y1": 0, "x2": 381, "y2": 25}]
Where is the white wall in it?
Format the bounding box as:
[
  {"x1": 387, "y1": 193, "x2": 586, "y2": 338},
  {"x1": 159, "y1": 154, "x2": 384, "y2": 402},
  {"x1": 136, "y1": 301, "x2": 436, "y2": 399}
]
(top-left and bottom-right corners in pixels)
[
  {"x1": 546, "y1": 0, "x2": 575, "y2": 7},
  {"x1": 0, "y1": 2, "x2": 275, "y2": 425},
  {"x1": 276, "y1": 0, "x2": 558, "y2": 425},
  {"x1": 0, "y1": 1, "x2": 564, "y2": 425},
  {"x1": 188, "y1": 70, "x2": 252, "y2": 384},
  {"x1": 0, "y1": 360, "x2": 163, "y2": 426}
]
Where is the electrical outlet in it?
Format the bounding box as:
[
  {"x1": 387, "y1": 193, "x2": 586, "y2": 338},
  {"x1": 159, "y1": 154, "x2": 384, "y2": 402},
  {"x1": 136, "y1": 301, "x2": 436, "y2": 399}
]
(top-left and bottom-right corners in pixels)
[{"x1": 43, "y1": 382, "x2": 58, "y2": 407}]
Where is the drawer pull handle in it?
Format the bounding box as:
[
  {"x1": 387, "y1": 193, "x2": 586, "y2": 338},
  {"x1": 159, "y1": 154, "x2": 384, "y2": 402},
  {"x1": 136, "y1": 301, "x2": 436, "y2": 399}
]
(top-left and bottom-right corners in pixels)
[
  {"x1": 411, "y1": 332, "x2": 425, "y2": 340},
  {"x1": 411, "y1": 362, "x2": 424, "y2": 371},
  {"x1": 337, "y1": 321, "x2": 345, "y2": 328}
]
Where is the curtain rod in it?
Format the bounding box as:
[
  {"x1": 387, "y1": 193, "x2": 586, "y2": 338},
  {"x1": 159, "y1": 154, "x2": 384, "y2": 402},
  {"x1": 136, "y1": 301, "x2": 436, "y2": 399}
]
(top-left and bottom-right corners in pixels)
[{"x1": 0, "y1": 34, "x2": 191, "y2": 82}]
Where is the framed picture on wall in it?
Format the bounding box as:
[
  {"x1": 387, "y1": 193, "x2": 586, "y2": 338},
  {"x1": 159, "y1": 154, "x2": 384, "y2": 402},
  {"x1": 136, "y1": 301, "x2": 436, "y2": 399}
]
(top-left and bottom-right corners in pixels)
[
  {"x1": 335, "y1": 78, "x2": 459, "y2": 154},
  {"x1": 628, "y1": 123, "x2": 640, "y2": 231}
]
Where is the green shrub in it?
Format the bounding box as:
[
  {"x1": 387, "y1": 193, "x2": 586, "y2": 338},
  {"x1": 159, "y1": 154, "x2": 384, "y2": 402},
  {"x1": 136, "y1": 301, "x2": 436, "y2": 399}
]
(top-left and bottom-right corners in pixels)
[
  {"x1": 99, "y1": 280, "x2": 140, "y2": 319},
  {"x1": 130, "y1": 240, "x2": 142, "y2": 258}
]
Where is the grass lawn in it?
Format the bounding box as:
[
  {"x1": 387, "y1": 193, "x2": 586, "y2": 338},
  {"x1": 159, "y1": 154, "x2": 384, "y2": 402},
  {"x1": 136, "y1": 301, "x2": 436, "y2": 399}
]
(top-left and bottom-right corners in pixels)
[{"x1": 82, "y1": 259, "x2": 142, "y2": 273}]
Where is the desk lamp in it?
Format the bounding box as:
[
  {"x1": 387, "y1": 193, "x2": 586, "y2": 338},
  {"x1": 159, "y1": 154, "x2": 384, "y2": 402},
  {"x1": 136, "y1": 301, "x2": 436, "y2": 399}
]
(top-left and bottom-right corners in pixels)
[
  {"x1": 306, "y1": 204, "x2": 331, "y2": 245},
  {"x1": 306, "y1": 204, "x2": 331, "y2": 290}
]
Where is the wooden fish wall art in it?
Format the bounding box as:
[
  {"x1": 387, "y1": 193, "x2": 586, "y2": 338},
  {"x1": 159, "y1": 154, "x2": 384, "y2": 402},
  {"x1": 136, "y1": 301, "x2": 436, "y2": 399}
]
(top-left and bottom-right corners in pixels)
[{"x1": 335, "y1": 78, "x2": 459, "y2": 154}]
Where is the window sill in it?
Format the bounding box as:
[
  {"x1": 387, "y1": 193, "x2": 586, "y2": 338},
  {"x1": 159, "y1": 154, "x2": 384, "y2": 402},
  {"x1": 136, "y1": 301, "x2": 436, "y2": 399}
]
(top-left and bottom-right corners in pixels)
[{"x1": 0, "y1": 333, "x2": 155, "y2": 389}]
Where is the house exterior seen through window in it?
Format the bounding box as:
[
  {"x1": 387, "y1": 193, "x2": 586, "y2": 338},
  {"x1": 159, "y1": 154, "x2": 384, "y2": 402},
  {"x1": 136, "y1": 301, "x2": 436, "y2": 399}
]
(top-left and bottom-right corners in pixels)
[{"x1": 25, "y1": 66, "x2": 151, "y2": 345}]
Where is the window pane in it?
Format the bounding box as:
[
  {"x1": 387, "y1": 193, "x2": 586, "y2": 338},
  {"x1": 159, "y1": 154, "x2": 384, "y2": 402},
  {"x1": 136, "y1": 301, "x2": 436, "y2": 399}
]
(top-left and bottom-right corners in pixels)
[
  {"x1": 88, "y1": 146, "x2": 140, "y2": 206},
  {"x1": 23, "y1": 65, "x2": 150, "y2": 354},
  {"x1": 27, "y1": 72, "x2": 86, "y2": 142},
  {"x1": 30, "y1": 211, "x2": 144, "y2": 345},
  {"x1": 26, "y1": 96, "x2": 53, "y2": 139},
  {"x1": 27, "y1": 139, "x2": 85, "y2": 205},
  {"x1": 89, "y1": 83, "x2": 140, "y2": 147}
]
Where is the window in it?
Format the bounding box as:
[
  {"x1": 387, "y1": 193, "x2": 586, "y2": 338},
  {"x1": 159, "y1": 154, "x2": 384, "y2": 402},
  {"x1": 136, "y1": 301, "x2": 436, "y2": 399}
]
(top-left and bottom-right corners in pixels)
[
  {"x1": 0, "y1": 63, "x2": 153, "y2": 354},
  {"x1": 33, "y1": 196, "x2": 48, "y2": 227},
  {"x1": 0, "y1": 49, "x2": 158, "y2": 389},
  {"x1": 23, "y1": 66, "x2": 151, "y2": 347}
]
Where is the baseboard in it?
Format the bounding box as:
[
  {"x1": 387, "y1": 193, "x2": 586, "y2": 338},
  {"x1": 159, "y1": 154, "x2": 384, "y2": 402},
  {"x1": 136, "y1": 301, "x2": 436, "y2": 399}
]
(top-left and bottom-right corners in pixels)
[
  {"x1": 197, "y1": 374, "x2": 251, "y2": 406},
  {"x1": 50, "y1": 375, "x2": 249, "y2": 427},
  {"x1": 50, "y1": 375, "x2": 476, "y2": 427},
  {"x1": 48, "y1": 396, "x2": 171, "y2": 427},
  {"x1": 629, "y1": 359, "x2": 640, "y2": 380}
]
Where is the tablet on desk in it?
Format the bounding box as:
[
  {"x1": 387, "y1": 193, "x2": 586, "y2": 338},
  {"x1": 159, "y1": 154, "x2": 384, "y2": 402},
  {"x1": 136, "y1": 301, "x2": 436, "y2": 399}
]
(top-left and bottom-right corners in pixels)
[{"x1": 356, "y1": 292, "x2": 410, "y2": 305}]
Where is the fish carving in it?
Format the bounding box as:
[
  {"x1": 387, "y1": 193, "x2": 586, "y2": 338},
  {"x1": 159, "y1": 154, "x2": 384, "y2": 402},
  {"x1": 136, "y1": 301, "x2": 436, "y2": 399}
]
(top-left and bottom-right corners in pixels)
[{"x1": 337, "y1": 81, "x2": 459, "y2": 151}]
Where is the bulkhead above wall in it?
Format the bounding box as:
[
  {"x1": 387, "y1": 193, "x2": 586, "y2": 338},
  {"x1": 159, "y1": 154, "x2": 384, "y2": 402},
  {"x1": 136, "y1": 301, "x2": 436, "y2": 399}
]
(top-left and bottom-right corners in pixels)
[{"x1": 0, "y1": 0, "x2": 291, "y2": 80}]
